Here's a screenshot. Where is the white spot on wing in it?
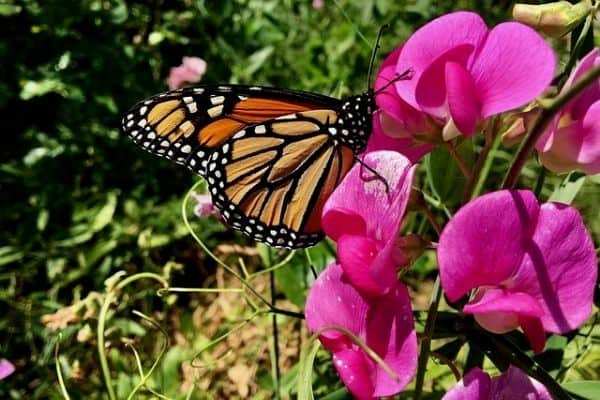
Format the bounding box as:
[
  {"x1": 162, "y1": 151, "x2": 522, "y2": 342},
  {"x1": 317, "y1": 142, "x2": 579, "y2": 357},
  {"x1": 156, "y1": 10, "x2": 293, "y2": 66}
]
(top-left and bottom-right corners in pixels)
[
  {"x1": 207, "y1": 105, "x2": 224, "y2": 118},
  {"x1": 210, "y1": 95, "x2": 225, "y2": 105}
]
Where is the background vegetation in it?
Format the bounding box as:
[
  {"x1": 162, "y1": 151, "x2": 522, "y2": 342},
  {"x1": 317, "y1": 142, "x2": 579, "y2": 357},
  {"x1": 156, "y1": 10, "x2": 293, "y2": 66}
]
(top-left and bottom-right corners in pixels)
[{"x1": 1, "y1": 0, "x2": 598, "y2": 399}]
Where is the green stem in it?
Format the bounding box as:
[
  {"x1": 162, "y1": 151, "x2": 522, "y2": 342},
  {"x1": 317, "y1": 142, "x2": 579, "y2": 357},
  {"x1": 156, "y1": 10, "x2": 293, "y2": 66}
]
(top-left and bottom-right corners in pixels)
[
  {"x1": 462, "y1": 120, "x2": 497, "y2": 202},
  {"x1": 97, "y1": 273, "x2": 168, "y2": 400},
  {"x1": 444, "y1": 141, "x2": 472, "y2": 180},
  {"x1": 502, "y1": 65, "x2": 600, "y2": 189},
  {"x1": 471, "y1": 132, "x2": 501, "y2": 199},
  {"x1": 414, "y1": 276, "x2": 443, "y2": 400}
]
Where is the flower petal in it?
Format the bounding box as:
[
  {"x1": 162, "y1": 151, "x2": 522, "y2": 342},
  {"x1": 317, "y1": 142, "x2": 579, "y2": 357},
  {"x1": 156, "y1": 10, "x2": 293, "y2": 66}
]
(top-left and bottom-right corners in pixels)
[
  {"x1": 491, "y1": 366, "x2": 552, "y2": 399},
  {"x1": 465, "y1": 288, "x2": 544, "y2": 335},
  {"x1": 438, "y1": 190, "x2": 540, "y2": 301},
  {"x1": 323, "y1": 151, "x2": 415, "y2": 243},
  {"x1": 565, "y1": 48, "x2": 600, "y2": 120},
  {"x1": 305, "y1": 263, "x2": 417, "y2": 399},
  {"x1": 321, "y1": 208, "x2": 367, "y2": 241},
  {"x1": 470, "y1": 22, "x2": 556, "y2": 117},
  {"x1": 515, "y1": 202, "x2": 597, "y2": 333},
  {"x1": 445, "y1": 61, "x2": 480, "y2": 136},
  {"x1": 442, "y1": 367, "x2": 491, "y2": 400},
  {"x1": 395, "y1": 11, "x2": 488, "y2": 110},
  {"x1": 413, "y1": 44, "x2": 474, "y2": 118},
  {"x1": 366, "y1": 113, "x2": 434, "y2": 162},
  {"x1": 0, "y1": 359, "x2": 15, "y2": 380},
  {"x1": 519, "y1": 315, "x2": 546, "y2": 353},
  {"x1": 332, "y1": 348, "x2": 375, "y2": 400},
  {"x1": 366, "y1": 283, "x2": 417, "y2": 397},
  {"x1": 305, "y1": 263, "x2": 368, "y2": 342},
  {"x1": 337, "y1": 235, "x2": 389, "y2": 295}
]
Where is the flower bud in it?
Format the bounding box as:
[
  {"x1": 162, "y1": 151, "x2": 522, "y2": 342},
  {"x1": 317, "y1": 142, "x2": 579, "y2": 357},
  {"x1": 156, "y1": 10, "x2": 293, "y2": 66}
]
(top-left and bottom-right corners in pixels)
[
  {"x1": 513, "y1": 1, "x2": 593, "y2": 38},
  {"x1": 501, "y1": 108, "x2": 541, "y2": 146}
]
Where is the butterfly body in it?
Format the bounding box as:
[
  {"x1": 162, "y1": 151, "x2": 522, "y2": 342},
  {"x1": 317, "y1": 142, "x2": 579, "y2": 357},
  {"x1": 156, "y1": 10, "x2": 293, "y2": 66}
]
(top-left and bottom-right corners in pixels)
[{"x1": 122, "y1": 85, "x2": 375, "y2": 248}]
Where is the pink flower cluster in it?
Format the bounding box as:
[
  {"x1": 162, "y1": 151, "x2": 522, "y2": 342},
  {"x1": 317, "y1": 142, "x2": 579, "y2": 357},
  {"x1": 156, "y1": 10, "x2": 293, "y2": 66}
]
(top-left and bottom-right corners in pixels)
[
  {"x1": 537, "y1": 49, "x2": 600, "y2": 174},
  {"x1": 167, "y1": 56, "x2": 207, "y2": 90},
  {"x1": 375, "y1": 11, "x2": 555, "y2": 157},
  {"x1": 303, "y1": 10, "x2": 599, "y2": 400},
  {"x1": 306, "y1": 151, "x2": 418, "y2": 399}
]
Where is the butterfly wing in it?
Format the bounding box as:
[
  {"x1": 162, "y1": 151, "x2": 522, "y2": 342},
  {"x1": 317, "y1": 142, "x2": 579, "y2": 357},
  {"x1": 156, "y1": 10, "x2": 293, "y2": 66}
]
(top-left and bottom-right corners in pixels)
[
  {"x1": 121, "y1": 85, "x2": 341, "y2": 174},
  {"x1": 121, "y1": 85, "x2": 354, "y2": 248},
  {"x1": 204, "y1": 109, "x2": 355, "y2": 248}
]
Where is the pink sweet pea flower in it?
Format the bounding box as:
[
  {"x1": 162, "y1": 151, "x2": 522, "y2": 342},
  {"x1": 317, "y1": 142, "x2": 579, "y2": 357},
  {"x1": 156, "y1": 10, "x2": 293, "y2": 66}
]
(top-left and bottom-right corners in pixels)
[
  {"x1": 191, "y1": 192, "x2": 217, "y2": 218},
  {"x1": 443, "y1": 366, "x2": 551, "y2": 400},
  {"x1": 167, "y1": 56, "x2": 207, "y2": 90},
  {"x1": 0, "y1": 359, "x2": 15, "y2": 380},
  {"x1": 322, "y1": 150, "x2": 416, "y2": 296},
  {"x1": 391, "y1": 11, "x2": 555, "y2": 137},
  {"x1": 305, "y1": 262, "x2": 417, "y2": 400},
  {"x1": 438, "y1": 190, "x2": 597, "y2": 353},
  {"x1": 312, "y1": 0, "x2": 324, "y2": 10},
  {"x1": 372, "y1": 47, "x2": 436, "y2": 161},
  {"x1": 536, "y1": 48, "x2": 600, "y2": 174}
]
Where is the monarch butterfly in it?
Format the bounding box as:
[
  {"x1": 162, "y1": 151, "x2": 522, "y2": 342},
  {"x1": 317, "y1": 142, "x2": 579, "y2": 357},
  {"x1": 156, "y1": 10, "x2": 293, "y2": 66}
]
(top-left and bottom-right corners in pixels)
[{"x1": 121, "y1": 28, "x2": 396, "y2": 249}]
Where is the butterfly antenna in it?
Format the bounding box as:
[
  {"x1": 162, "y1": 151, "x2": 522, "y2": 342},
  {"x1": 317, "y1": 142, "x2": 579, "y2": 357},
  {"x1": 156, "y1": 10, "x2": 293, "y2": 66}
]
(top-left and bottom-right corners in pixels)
[
  {"x1": 354, "y1": 155, "x2": 391, "y2": 196},
  {"x1": 367, "y1": 24, "x2": 390, "y2": 92},
  {"x1": 374, "y1": 68, "x2": 413, "y2": 95}
]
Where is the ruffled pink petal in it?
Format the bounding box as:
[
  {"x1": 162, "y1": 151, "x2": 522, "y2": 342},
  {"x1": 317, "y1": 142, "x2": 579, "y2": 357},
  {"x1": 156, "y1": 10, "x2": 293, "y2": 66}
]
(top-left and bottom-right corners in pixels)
[
  {"x1": 375, "y1": 47, "x2": 406, "y2": 120},
  {"x1": 337, "y1": 235, "x2": 388, "y2": 296},
  {"x1": 438, "y1": 190, "x2": 540, "y2": 301},
  {"x1": 322, "y1": 151, "x2": 415, "y2": 243},
  {"x1": 395, "y1": 11, "x2": 488, "y2": 110},
  {"x1": 321, "y1": 208, "x2": 367, "y2": 241},
  {"x1": 414, "y1": 44, "x2": 474, "y2": 118},
  {"x1": 519, "y1": 315, "x2": 546, "y2": 353},
  {"x1": 332, "y1": 348, "x2": 374, "y2": 400},
  {"x1": 565, "y1": 49, "x2": 600, "y2": 119},
  {"x1": 445, "y1": 61, "x2": 480, "y2": 136},
  {"x1": 539, "y1": 101, "x2": 600, "y2": 174},
  {"x1": 365, "y1": 283, "x2": 417, "y2": 397},
  {"x1": 305, "y1": 263, "x2": 368, "y2": 342},
  {"x1": 366, "y1": 113, "x2": 434, "y2": 162},
  {"x1": 578, "y1": 100, "x2": 600, "y2": 165},
  {"x1": 491, "y1": 366, "x2": 552, "y2": 400},
  {"x1": 515, "y1": 202, "x2": 597, "y2": 333},
  {"x1": 465, "y1": 288, "x2": 544, "y2": 335},
  {"x1": 305, "y1": 263, "x2": 417, "y2": 399},
  {"x1": 442, "y1": 367, "x2": 491, "y2": 400},
  {"x1": 464, "y1": 289, "x2": 544, "y2": 317},
  {"x1": 470, "y1": 22, "x2": 556, "y2": 117}
]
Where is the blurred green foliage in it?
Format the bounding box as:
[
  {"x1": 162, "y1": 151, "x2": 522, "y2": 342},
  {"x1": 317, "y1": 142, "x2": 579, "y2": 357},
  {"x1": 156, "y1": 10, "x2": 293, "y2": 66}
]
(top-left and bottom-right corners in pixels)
[{"x1": 1, "y1": 0, "x2": 598, "y2": 399}]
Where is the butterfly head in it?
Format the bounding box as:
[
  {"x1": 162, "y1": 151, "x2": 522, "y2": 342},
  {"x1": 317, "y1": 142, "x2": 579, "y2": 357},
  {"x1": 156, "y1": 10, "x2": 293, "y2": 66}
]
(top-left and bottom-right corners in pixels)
[{"x1": 336, "y1": 92, "x2": 376, "y2": 153}]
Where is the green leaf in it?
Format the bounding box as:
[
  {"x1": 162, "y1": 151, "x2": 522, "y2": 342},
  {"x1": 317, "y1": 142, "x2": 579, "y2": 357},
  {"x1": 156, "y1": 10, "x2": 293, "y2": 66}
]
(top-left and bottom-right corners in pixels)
[
  {"x1": 563, "y1": 381, "x2": 600, "y2": 399},
  {"x1": 137, "y1": 229, "x2": 171, "y2": 249},
  {"x1": 321, "y1": 387, "x2": 351, "y2": 400},
  {"x1": 243, "y1": 46, "x2": 274, "y2": 78},
  {"x1": 91, "y1": 192, "x2": 117, "y2": 232},
  {"x1": 0, "y1": 246, "x2": 24, "y2": 266},
  {"x1": 549, "y1": 172, "x2": 586, "y2": 204},
  {"x1": 0, "y1": 4, "x2": 21, "y2": 16},
  {"x1": 37, "y1": 209, "x2": 49, "y2": 231},
  {"x1": 425, "y1": 140, "x2": 474, "y2": 207},
  {"x1": 297, "y1": 340, "x2": 321, "y2": 400},
  {"x1": 20, "y1": 79, "x2": 68, "y2": 100},
  {"x1": 275, "y1": 256, "x2": 308, "y2": 308}
]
